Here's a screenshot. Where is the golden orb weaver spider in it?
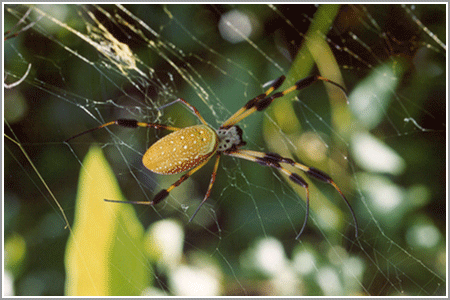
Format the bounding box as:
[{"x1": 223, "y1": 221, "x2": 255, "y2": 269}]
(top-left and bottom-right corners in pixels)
[{"x1": 66, "y1": 75, "x2": 358, "y2": 239}]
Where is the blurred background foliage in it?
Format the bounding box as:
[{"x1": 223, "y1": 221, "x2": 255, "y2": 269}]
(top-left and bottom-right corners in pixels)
[{"x1": 4, "y1": 4, "x2": 446, "y2": 296}]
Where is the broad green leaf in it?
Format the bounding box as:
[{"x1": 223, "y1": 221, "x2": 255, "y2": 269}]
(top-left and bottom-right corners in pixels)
[{"x1": 65, "y1": 146, "x2": 149, "y2": 295}]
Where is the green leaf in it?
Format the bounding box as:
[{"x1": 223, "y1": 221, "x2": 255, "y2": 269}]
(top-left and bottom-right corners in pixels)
[
  {"x1": 287, "y1": 4, "x2": 341, "y2": 83},
  {"x1": 65, "y1": 146, "x2": 150, "y2": 296},
  {"x1": 349, "y1": 61, "x2": 406, "y2": 129}
]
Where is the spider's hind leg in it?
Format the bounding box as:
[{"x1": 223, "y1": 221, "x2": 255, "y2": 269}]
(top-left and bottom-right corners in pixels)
[{"x1": 224, "y1": 149, "x2": 358, "y2": 239}]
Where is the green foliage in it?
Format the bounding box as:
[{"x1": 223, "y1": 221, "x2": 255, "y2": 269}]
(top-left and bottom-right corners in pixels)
[{"x1": 65, "y1": 146, "x2": 149, "y2": 296}]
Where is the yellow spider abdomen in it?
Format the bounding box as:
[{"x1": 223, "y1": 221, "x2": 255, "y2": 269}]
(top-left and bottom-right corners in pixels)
[{"x1": 143, "y1": 124, "x2": 218, "y2": 175}]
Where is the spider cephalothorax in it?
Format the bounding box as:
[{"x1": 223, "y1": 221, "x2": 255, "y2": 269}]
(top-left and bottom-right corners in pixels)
[
  {"x1": 216, "y1": 125, "x2": 245, "y2": 152},
  {"x1": 66, "y1": 75, "x2": 358, "y2": 239}
]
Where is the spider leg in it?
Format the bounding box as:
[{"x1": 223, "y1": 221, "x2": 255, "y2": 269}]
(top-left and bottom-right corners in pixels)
[
  {"x1": 221, "y1": 76, "x2": 286, "y2": 128},
  {"x1": 157, "y1": 98, "x2": 209, "y2": 126},
  {"x1": 65, "y1": 119, "x2": 180, "y2": 142},
  {"x1": 226, "y1": 149, "x2": 358, "y2": 238},
  {"x1": 224, "y1": 149, "x2": 311, "y2": 239},
  {"x1": 189, "y1": 154, "x2": 221, "y2": 222},
  {"x1": 220, "y1": 75, "x2": 347, "y2": 128},
  {"x1": 105, "y1": 156, "x2": 212, "y2": 207},
  {"x1": 292, "y1": 161, "x2": 358, "y2": 238}
]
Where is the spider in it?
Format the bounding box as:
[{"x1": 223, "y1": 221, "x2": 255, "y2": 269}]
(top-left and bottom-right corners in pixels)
[{"x1": 66, "y1": 75, "x2": 358, "y2": 239}]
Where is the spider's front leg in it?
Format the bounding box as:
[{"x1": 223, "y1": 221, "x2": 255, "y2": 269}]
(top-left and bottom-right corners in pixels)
[
  {"x1": 220, "y1": 75, "x2": 346, "y2": 128},
  {"x1": 224, "y1": 149, "x2": 358, "y2": 239}
]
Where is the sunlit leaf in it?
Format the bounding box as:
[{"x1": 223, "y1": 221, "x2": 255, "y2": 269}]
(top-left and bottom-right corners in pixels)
[
  {"x1": 65, "y1": 146, "x2": 149, "y2": 296},
  {"x1": 349, "y1": 61, "x2": 406, "y2": 129},
  {"x1": 351, "y1": 132, "x2": 406, "y2": 175},
  {"x1": 5, "y1": 233, "x2": 27, "y2": 277}
]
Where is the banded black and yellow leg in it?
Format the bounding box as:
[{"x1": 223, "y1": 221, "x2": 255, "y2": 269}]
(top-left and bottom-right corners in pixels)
[
  {"x1": 189, "y1": 154, "x2": 222, "y2": 222},
  {"x1": 232, "y1": 149, "x2": 358, "y2": 238},
  {"x1": 224, "y1": 149, "x2": 311, "y2": 239},
  {"x1": 105, "y1": 156, "x2": 213, "y2": 207},
  {"x1": 220, "y1": 75, "x2": 347, "y2": 128},
  {"x1": 64, "y1": 119, "x2": 180, "y2": 142},
  {"x1": 221, "y1": 75, "x2": 286, "y2": 128}
]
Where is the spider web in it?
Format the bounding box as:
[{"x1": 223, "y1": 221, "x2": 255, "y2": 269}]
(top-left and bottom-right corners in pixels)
[{"x1": 4, "y1": 4, "x2": 446, "y2": 296}]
